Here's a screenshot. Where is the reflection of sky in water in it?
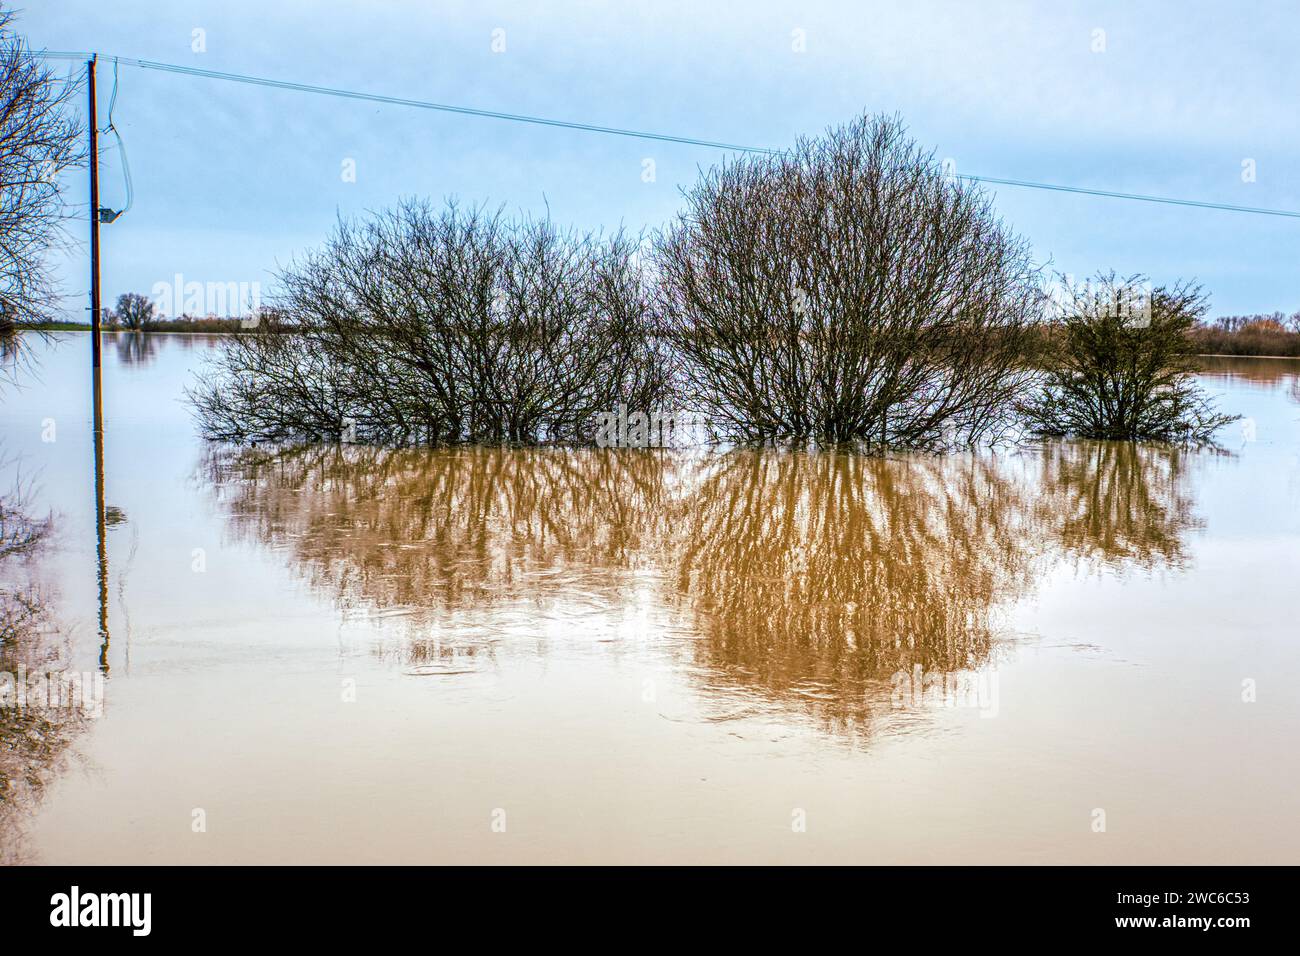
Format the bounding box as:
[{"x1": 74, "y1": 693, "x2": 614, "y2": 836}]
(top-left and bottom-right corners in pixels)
[{"x1": 1, "y1": 335, "x2": 1298, "y2": 864}]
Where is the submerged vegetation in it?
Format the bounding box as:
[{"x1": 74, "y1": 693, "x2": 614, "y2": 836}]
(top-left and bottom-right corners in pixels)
[
  {"x1": 177, "y1": 114, "x2": 1234, "y2": 450},
  {"x1": 1020, "y1": 274, "x2": 1237, "y2": 443},
  {"x1": 0, "y1": 9, "x2": 1257, "y2": 451},
  {"x1": 656, "y1": 114, "x2": 1041, "y2": 446},
  {"x1": 191, "y1": 202, "x2": 670, "y2": 445}
]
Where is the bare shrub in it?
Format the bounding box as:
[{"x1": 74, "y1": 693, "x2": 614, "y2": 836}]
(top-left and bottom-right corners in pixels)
[
  {"x1": 191, "y1": 200, "x2": 672, "y2": 445},
  {"x1": 1019, "y1": 273, "x2": 1236, "y2": 443},
  {"x1": 0, "y1": 7, "x2": 80, "y2": 334},
  {"x1": 654, "y1": 113, "x2": 1042, "y2": 447}
]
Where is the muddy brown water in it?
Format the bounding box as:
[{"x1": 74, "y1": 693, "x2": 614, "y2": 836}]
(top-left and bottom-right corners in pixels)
[{"x1": 1, "y1": 335, "x2": 1296, "y2": 863}]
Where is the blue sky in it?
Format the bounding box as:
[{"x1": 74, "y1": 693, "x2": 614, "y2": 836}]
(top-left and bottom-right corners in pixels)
[{"x1": 21, "y1": 0, "x2": 1300, "y2": 318}]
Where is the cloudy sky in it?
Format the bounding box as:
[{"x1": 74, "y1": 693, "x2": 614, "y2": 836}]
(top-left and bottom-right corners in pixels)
[{"x1": 20, "y1": 0, "x2": 1300, "y2": 317}]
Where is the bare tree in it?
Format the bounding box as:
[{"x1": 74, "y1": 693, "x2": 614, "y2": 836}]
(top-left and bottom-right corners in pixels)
[
  {"x1": 191, "y1": 200, "x2": 672, "y2": 445},
  {"x1": 0, "y1": 6, "x2": 80, "y2": 333},
  {"x1": 1018, "y1": 273, "x2": 1236, "y2": 443},
  {"x1": 112, "y1": 291, "x2": 155, "y2": 330},
  {"x1": 654, "y1": 113, "x2": 1043, "y2": 447}
]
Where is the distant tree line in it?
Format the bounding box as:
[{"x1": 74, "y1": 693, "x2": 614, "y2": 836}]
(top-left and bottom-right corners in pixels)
[
  {"x1": 1189, "y1": 311, "x2": 1300, "y2": 358},
  {"x1": 100, "y1": 293, "x2": 277, "y2": 333}
]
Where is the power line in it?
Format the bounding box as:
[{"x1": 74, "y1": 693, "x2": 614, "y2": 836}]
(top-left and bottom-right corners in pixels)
[
  {"x1": 966, "y1": 174, "x2": 1299, "y2": 219},
  {"x1": 39, "y1": 50, "x2": 1300, "y2": 220},
  {"x1": 101, "y1": 57, "x2": 134, "y2": 218},
  {"x1": 42, "y1": 51, "x2": 772, "y2": 154}
]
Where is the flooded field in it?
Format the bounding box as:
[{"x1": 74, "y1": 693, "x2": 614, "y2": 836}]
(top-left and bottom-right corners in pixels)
[{"x1": 2, "y1": 334, "x2": 1297, "y2": 864}]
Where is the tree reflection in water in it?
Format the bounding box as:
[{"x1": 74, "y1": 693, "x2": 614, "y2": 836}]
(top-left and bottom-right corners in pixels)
[
  {"x1": 0, "y1": 491, "x2": 88, "y2": 863},
  {"x1": 204, "y1": 445, "x2": 678, "y2": 673},
  {"x1": 668, "y1": 449, "x2": 1038, "y2": 732},
  {"x1": 201, "y1": 440, "x2": 1204, "y2": 736},
  {"x1": 1036, "y1": 440, "x2": 1205, "y2": 571},
  {"x1": 112, "y1": 332, "x2": 159, "y2": 368}
]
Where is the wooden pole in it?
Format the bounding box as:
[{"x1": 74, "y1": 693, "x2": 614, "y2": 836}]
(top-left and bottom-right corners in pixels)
[
  {"x1": 88, "y1": 55, "x2": 110, "y2": 672},
  {"x1": 88, "y1": 55, "x2": 102, "y2": 366}
]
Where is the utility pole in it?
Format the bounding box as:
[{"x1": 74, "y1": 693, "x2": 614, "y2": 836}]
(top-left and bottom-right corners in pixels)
[
  {"x1": 88, "y1": 54, "x2": 102, "y2": 367},
  {"x1": 87, "y1": 54, "x2": 110, "y2": 673}
]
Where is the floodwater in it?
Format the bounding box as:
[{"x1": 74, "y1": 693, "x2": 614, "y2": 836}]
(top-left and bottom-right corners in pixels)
[{"x1": 1, "y1": 334, "x2": 1297, "y2": 864}]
